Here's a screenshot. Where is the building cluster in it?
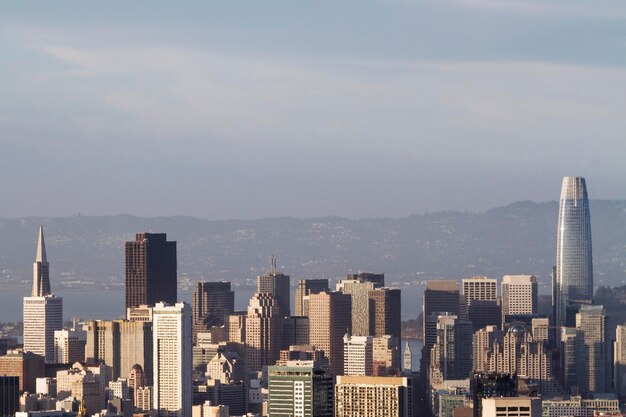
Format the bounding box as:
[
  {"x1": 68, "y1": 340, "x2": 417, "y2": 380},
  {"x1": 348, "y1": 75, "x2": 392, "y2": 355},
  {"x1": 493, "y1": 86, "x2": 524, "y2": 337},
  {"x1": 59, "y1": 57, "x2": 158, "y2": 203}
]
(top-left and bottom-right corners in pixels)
[
  {"x1": 421, "y1": 177, "x2": 626, "y2": 417},
  {"x1": 2, "y1": 176, "x2": 626, "y2": 417},
  {"x1": 1, "y1": 229, "x2": 410, "y2": 417}
]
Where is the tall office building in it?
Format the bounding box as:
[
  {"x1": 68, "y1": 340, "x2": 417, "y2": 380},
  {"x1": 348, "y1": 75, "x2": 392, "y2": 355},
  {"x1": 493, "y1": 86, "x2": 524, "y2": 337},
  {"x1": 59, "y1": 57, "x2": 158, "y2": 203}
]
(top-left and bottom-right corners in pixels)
[
  {"x1": 125, "y1": 233, "x2": 177, "y2": 309},
  {"x1": 575, "y1": 305, "x2": 609, "y2": 395},
  {"x1": 294, "y1": 279, "x2": 329, "y2": 316},
  {"x1": 555, "y1": 177, "x2": 593, "y2": 327},
  {"x1": 614, "y1": 325, "x2": 626, "y2": 400},
  {"x1": 335, "y1": 375, "x2": 412, "y2": 417},
  {"x1": 153, "y1": 302, "x2": 192, "y2": 417},
  {"x1": 257, "y1": 257, "x2": 291, "y2": 317},
  {"x1": 462, "y1": 276, "x2": 500, "y2": 331},
  {"x1": 422, "y1": 281, "x2": 460, "y2": 371},
  {"x1": 472, "y1": 326, "x2": 501, "y2": 372},
  {"x1": 336, "y1": 279, "x2": 375, "y2": 336},
  {"x1": 245, "y1": 293, "x2": 282, "y2": 372},
  {"x1": 470, "y1": 372, "x2": 517, "y2": 417},
  {"x1": 369, "y1": 288, "x2": 401, "y2": 341},
  {"x1": 23, "y1": 226, "x2": 63, "y2": 364},
  {"x1": 308, "y1": 292, "x2": 352, "y2": 375},
  {"x1": 192, "y1": 281, "x2": 234, "y2": 344},
  {"x1": 268, "y1": 361, "x2": 334, "y2": 417},
  {"x1": 501, "y1": 275, "x2": 537, "y2": 322},
  {"x1": 429, "y1": 314, "x2": 473, "y2": 381}
]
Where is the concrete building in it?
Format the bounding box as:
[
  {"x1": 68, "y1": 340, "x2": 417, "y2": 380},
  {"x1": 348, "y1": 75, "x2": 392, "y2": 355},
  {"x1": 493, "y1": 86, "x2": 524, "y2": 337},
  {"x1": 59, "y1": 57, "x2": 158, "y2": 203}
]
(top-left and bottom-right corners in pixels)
[
  {"x1": 153, "y1": 302, "x2": 192, "y2": 417},
  {"x1": 108, "y1": 378, "x2": 129, "y2": 400},
  {"x1": 482, "y1": 397, "x2": 541, "y2": 417},
  {"x1": 54, "y1": 329, "x2": 86, "y2": 364},
  {"x1": 125, "y1": 232, "x2": 177, "y2": 309},
  {"x1": 501, "y1": 275, "x2": 537, "y2": 323},
  {"x1": 343, "y1": 335, "x2": 373, "y2": 376},
  {"x1": 83, "y1": 318, "x2": 153, "y2": 384},
  {"x1": 294, "y1": 279, "x2": 329, "y2": 317},
  {"x1": 334, "y1": 375, "x2": 412, "y2": 417},
  {"x1": 192, "y1": 282, "x2": 234, "y2": 345},
  {"x1": 0, "y1": 351, "x2": 45, "y2": 393},
  {"x1": 245, "y1": 293, "x2": 282, "y2": 372},
  {"x1": 308, "y1": 292, "x2": 352, "y2": 375},
  {"x1": 23, "y1": 226, "x2": 63, "y2": 364},
  {"x1": 268, "y1": 361, "x2": 333, "y2": 417}
]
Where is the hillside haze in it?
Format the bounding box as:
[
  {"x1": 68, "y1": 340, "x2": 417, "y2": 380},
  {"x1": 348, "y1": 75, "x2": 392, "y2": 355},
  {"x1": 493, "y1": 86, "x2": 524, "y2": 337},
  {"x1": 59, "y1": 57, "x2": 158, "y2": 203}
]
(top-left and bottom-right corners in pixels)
[{"x1": 1, "y1": 200, "x2": 626, "y2": 297}]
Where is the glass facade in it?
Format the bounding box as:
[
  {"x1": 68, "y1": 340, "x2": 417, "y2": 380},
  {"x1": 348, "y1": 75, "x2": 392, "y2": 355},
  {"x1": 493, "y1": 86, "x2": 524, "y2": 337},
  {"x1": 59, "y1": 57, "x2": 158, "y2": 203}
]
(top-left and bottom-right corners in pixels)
[{"x1": 556, "y1": 177, "x2": 593, "y2": 327}]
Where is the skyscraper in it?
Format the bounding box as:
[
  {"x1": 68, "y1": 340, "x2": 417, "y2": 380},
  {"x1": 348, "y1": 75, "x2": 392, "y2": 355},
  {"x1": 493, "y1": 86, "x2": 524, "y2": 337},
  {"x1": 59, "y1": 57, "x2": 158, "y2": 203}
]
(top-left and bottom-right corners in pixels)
[
  {"x1": 153, "y1": 302, "x2": 192, "y2": 417},
  {"x1": 308, "y1": 291, "x2": 352, "y2": 375},
  {"x1": 555, "y1": 177, "x2": 593, "y2": 327},
  {"x1": 23, "y1": 226, "x2": 63, "y2": 364},
  {"x1": 192, "y1": 281, "x2": 234, "y2": 344},
  {"x1": 257, "y1": 257, "x2": 291, "y2": 317},
  {"x1": 294, "y1": 279, "x2": 329, "y2": 316},
  {"x1": 575, "y1": 305, "x2": 609, "y2": 395},
  {"x1": 462, "y1": 276, "x2": 500, "y2": 332},
  {"x1": 125, "y1": 233, "x2": 177, "y2": 309},
  {"x1": 421, "y1": 280, "x2": 460, "y2": 375},
  {"x1": 245, "y1": 293, "x2": 282, "y2": 372}
]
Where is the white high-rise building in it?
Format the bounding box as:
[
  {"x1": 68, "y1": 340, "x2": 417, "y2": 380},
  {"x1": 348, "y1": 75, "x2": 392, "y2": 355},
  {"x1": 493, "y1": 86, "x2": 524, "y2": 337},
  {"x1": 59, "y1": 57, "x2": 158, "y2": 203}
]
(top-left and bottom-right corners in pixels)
[
  {"x1": 153, "y1": 302, "x2": 192, "y2": 417},
  {"x1": 23, "y1": 226, "x2": 63, "y2": 364},
  {"x1": 501, "y1": 275, "x2": 537, "y2": 320},
  {"x1": 343, "y1": 335, "x2": 373, "y2": 376}
]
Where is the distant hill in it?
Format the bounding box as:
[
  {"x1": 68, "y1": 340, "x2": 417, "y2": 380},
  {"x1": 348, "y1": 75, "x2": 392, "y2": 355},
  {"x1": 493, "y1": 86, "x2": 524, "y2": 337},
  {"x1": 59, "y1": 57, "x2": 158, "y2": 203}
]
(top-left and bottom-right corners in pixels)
[{"x1": 1, "y1": 200, "x2": 626, "y2": 294}]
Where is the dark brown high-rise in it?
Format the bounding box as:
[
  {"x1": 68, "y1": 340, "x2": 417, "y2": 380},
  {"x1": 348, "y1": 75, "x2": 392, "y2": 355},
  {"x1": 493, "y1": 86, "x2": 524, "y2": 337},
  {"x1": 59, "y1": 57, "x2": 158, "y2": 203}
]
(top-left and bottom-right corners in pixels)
[
  {"x1": 192, "y1": 281, "x2": 235, "y2": 344},
  {"x1": 125, "y1": 233, "x2": 177, "y2": 309}
]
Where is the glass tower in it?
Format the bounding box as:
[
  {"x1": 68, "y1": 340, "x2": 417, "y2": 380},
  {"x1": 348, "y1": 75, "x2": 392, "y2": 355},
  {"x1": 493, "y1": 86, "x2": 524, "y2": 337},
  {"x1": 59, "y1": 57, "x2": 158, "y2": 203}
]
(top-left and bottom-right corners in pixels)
[{"x1": 556, "y1": 176, "x2": 593, "y2": 327}]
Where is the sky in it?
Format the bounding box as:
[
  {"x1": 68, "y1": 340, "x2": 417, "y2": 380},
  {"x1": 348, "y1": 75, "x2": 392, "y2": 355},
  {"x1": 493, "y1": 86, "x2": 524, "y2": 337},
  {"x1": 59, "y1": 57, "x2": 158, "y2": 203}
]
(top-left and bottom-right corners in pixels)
[{"x1": 1, "y1": 1, "x2": 626, "y2": 219}]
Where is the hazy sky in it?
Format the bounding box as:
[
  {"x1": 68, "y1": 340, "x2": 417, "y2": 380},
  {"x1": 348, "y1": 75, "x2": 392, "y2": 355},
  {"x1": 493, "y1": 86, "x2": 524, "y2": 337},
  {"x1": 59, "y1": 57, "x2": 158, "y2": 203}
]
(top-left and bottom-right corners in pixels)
[{"x1": 1, "y1": 1, "x2": 626, "y2": 219}]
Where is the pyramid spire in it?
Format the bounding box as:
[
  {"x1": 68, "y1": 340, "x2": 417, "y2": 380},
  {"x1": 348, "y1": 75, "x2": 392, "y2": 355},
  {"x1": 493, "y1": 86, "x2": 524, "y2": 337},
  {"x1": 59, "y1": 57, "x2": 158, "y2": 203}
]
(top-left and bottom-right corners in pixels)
[
  {"x1": 36, "y1": 225, "x2": 47, "y2": 263},
  {"x1": 32, "y1": 225, "x2": 51, "y2": 297}
]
